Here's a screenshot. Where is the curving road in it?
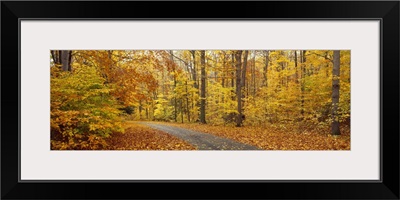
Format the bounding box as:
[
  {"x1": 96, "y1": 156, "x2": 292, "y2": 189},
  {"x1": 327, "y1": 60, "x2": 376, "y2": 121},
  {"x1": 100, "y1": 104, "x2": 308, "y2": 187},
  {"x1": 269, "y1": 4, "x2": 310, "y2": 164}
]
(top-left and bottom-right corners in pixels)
[{"x1": 140, "y1": 122, "x2": 260, "y2": 150}]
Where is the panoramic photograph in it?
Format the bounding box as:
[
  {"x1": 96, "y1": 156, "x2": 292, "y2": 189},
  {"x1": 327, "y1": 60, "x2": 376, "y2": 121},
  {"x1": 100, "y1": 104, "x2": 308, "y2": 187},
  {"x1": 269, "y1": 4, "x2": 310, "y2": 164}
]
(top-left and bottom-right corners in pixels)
[{"x1": 50, "y1": 50, "x2": 350, "y2": 150}]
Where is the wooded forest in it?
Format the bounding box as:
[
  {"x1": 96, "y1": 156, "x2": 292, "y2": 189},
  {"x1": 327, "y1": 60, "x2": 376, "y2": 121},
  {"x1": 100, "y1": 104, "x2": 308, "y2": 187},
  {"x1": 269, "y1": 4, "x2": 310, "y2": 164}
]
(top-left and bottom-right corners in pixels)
[{"x1": 51, "y1": 50, "x2": 350, "y2": 150}]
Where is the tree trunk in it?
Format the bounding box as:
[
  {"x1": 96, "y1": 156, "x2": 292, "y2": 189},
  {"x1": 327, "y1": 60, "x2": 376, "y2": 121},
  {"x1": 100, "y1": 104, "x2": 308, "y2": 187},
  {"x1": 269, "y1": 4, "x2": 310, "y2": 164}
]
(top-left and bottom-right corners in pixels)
[
  {"x1": 169, "y1": 50, "x2": 177, "y2": 122},
  {"x1": 190, "y1": 50, "x2": 198, "y2": 121},
  {"x1": 252, "y1": 51, "x2": 256, "y2": 96},
  {"x1": 222, "y1": 53, "x2": 226, "y2": 87},
  {"x1": 139, "y1": 100, "x2": 142, "y2": 120},
  {"x1": 145, "y1": 100, "x2": 149, "y2": 119},
  {"x1": 200, "y1": 50, "x2": 207, "y2": 124},
  {"x1": 294, "y1": 50, "x2": 298, "y2": 83},
  {"x1": 68, "y1": 51, "x2": 72, "y2": 71},
  {"x1": 241, "y1": 50, "x2": 249, "y2": 112},
  {"x1": 51, "y1": 50, "x2": 60, "y2": 65},
  {"x1": 235, "y1": 50, "x2": 243, "y2": 127},
  {"x1": 263, "y1": 50, "x2": 269, "y2": 87},
  {"x1": 190, "y1": 50, "x2": 198, "y2": 89},
  {"x1": 51, "y1": 50, "x2": 62, "y2": 65},
  {"x1": 231, "y1": 53, "x2": 235, "y2": 88},
  {"x1": 280, "y1": 51, "x2": 285, "y2": 87},
  {"x1": 180, "y1": 99, "x2": 184, "y2": 123},
  {"x1": 241, "y1": 50, "x2": 248, "y2": 88},
  {"x1": 185, "y1": 81, "x2": 190, "y2": 122},
  {"x1": 61, "y1": 50, "x2": 71, "y2": 71},
  {"x1": 301, "y1": 50, "x2": 306, "y2": 119},
  {"x1": 331, "y1": 50, "x2": 341, "y2": 135}
]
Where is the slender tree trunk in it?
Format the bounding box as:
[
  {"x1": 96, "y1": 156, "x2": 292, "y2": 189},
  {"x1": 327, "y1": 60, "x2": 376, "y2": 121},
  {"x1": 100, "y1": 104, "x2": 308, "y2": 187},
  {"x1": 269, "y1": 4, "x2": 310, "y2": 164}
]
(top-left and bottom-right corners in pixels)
[
  {"x1": 263, "y1": 50, "x2": 269, "y2": 87},
  {"x1": 190, "y1": 50, "x2": 198, "y2": 89},
  {"x1": 51, "y1": 50, "x2": 62, "y2": 65},
  {"x1": 332, "y1": 50, "x2": 341, "y2": 135},
  {"x1": 213, "y1": 53, "x2": 219, "y2": 83},
  {"x1": 51, "y1": 50, "x2": 60, "y2": 65},
  {"x1": 185, "y1": 81, "x2": 190, "y2": 122},
  {"x1": 169, "y1": 50, "x2": 177, "y2": 122},
  {"x1": 280, "y1": 51, "x2": 285, "y2": 87},
  {"x1": 61, "y1": 50, "x2": 71, "y2": 71},
  {"x1": 174, "y1": 79, "x2": 177, "y2": 122},
  {"x1": 58, "y1": 51, "x2": 62, "y2": 64},
  {"x1": 252, "y1": 51, "x2": 256, "y2": 96},
  {"x1": 68, "y1": 51, "x2": 72, "y2": 71},
  {"x1": 222, "y1": 53, "x2": 226, "y2": 87},
  {"x1": 285, "y1": 52, "x2": 289, "y2": 86},
  {"x1": 231, "y1": 53, "x2": 235, "y2": 88},
  {"x1": 162, "y1": 67, "x2": 166, "y2": 97},
  {"x1": 200, "y1": 50, "x2": 207, "y2": 124},
  {"x1": 294, "y1": 50, "x2": 298, "y2": 83},
  {"x1": 241, "y1": 50, "x2": 249, "y2": 88},
  {"x1": 301, "y1": 50, "x2": 306, "y2": 120},
  {"x1": 146, "y1": 101, "x2": 149, "y2": 119},
  {"x1": 139, "y1": 100, "x2": 142, "y2": 120},
  {"x1": 180, "y1": 99, "x2": 184, "y2": 123},
  {"x1": 152, "y1": 92, "x2": 157, "y2": 120},
  {"x1": 235, "y1": 50, "x2": 243, "y2": 127},
  {"x1": 241, "y1": 50, "x2": 249, "y2": 111},
  {"x1": 190, "y1": 50, "x2": 198, "y2": 121}
]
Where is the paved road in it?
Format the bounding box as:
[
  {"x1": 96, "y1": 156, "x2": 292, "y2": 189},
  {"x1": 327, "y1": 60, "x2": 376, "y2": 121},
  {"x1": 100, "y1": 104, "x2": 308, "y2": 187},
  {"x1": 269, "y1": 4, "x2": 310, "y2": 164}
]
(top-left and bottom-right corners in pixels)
[{"x1": 141, "y1": 122, "x2": 260, "y2": 150}]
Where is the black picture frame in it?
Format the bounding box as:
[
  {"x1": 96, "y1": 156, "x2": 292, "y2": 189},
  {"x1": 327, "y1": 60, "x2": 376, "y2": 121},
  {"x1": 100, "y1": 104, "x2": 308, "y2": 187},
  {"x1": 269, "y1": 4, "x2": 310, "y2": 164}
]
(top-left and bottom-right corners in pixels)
[{"x1": 1, "y1": 1, "x2": 399, "y2": 199}]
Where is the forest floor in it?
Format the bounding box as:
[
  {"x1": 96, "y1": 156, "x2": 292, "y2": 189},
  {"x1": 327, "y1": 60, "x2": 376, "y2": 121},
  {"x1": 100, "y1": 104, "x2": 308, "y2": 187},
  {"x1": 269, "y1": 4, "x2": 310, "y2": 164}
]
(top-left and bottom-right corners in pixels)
[
  {"x1": 144, "y1": 121, "x2": 351, "y2": 150},
  {"x1": 141, "y1": 122, "x2": 260, "y2": 150},
  {"x1": 107, "y1": 121, "x2": 350, "y2": 150},
  {"x1": 105, "y1": 122, "x2": 195, "y2": 150}
]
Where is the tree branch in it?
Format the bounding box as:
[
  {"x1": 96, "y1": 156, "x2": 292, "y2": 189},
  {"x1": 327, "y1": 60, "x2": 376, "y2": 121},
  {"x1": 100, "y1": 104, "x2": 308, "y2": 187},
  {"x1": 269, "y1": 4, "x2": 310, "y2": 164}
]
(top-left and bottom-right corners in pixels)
[
  {"x1": 168, "y1": 51, "x2": 189, "y2": 66},
  {"x1": 307, "y1": 51, "x2": 333, "y2": 62}
]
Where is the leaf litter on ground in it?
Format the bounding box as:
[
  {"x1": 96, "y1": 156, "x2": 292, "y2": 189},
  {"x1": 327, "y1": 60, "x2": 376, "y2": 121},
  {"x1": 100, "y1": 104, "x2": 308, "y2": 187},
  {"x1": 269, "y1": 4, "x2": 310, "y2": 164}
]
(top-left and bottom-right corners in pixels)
[
  {"x1": 106, "y1": 122, "x2": 196, "y2": 150},
  {"x1": 159, "y1": 122, "x2": 350, "y2": 150}
]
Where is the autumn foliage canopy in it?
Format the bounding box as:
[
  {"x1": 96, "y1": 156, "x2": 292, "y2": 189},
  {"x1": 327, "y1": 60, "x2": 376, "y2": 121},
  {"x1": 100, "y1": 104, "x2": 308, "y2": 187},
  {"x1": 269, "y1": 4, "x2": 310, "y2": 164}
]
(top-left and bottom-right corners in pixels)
[{"x1": 50, "y1": 50, "x2": 350, "y2": 150}]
